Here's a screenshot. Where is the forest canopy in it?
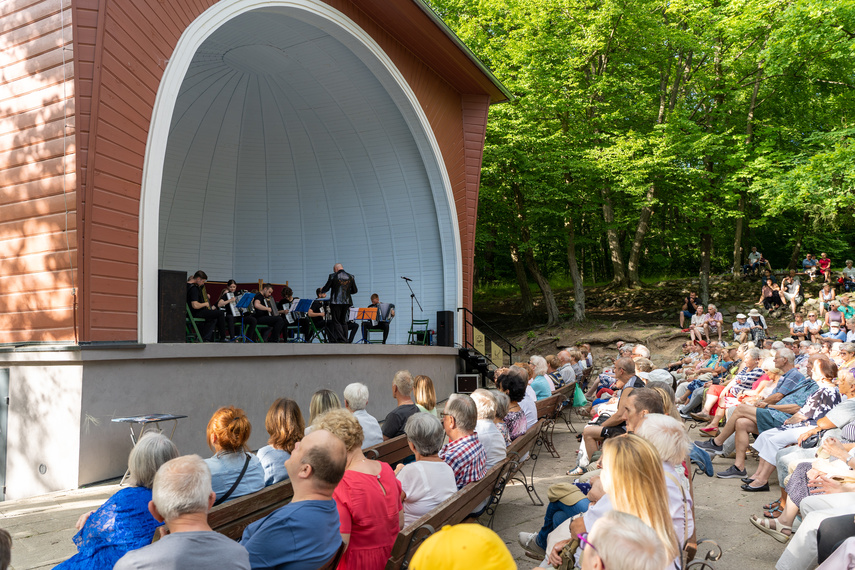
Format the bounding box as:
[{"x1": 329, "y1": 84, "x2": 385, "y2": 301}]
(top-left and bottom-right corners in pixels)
[{"x1": 427, "y1": 0, "x2": 855, "y2": 324}]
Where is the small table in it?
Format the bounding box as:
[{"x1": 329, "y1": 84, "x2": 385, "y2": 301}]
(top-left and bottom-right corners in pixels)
[{"x1": 112, "y1": 414, "x2": 187, "y2": 484}]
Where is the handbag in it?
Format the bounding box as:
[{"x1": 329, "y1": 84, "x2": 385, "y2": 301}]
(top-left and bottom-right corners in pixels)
[
  {"x1": 557, "y1": 535, "x2": 581, "y2": 570},
  {"x1": 800, "y1": 432, "x2": 825, "y2": 449}
]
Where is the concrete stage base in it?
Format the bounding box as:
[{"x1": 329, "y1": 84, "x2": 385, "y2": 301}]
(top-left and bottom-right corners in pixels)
[{"x1": 0, "y1": 343, "x2": 460, "y2": 501}]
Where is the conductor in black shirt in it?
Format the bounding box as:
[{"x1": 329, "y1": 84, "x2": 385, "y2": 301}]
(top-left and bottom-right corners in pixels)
[{"x1": 320, "y1": 263, "x2": 357, "y2": 343}]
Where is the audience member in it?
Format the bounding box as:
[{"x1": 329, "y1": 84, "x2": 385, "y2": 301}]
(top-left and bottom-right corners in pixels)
[
  {"x1": 580, "y1": 357, "x2": 641, "y2": 461},
  {"x1": 529, "y1": 355, "x2": 554, "y2": 399},
  {"x1": 703, "y1": 304, "x2": 724, "y2": 343},
  {"x1": 782, "y1": 270, "x2": 803, "y2": 315},
  {"x1": 56, "y1": 433, "x2": 179, "y2": 569},
  {"x1": 490, "y1": 389, "x2": 512, "y2": 446},
  {"x1": 306, "y1": 389, "x2": 342, "y2": 433},
  {"x1": 496, "y1": 368, "x2": 529, "y2": 441},
  {"x1": 395, "y1": 413, "x2": 457, "y2": 527},
  {"x1": 413, "y1": 375, "x2": 438, "y2": 416},
  {"x1": 470, "y1": 389, "x2": 508, "y2": 468},
  {"x1": 439, "y1": 394, "x2": 487, "y2": 490},
  {"x1": 680, "y1": 290, "x2": 700, "y2": 329},
  {"x1": 576, "y1": 511, "x2": 669, "y2": 570},
  {"x1": 409, "y1": 524, "x2": 514, "y2": 570},
  {"x1": 733, "y1": 313, "x2": 752, "y2": 343},
  {"x1": 204, "y1": 407, "x2": 264, "y2": 503},
  {"x1": 240, "y1": 429, "x2": 346, "y2": 570},
  {"x1": 314, "y1": 409, "x2": 402, "y2": 569},
  {"x1": 114, "y1": 455, "x2": 250, "y2": 570},
  {"x1": 556, "y1": 350, "x2": 577, "y2": 387},
  {"x1": 343, "y1": 382, "x2": 384, "y2": 448},
  {"x1": 257, "y1": 398, "x2": 304, "y2": 486},
  {"x1": 382, "y1": 370, "x2": 420, "y2": 440}
]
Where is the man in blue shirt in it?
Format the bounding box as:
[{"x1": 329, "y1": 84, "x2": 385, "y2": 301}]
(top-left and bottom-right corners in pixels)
[{"x1": 240, "y1": 429, "x2": 347, "y2": 570}]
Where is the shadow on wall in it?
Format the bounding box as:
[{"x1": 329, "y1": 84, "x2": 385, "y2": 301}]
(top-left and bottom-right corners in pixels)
[{"x1": 0, "y1": 4, "x2": 79, "y2": 344}]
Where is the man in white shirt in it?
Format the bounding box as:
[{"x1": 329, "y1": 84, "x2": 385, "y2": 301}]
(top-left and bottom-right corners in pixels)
[
  {"x1": 470, "y1": 389, "x2": 508, "y2": 468},
  {"x1": 343, "y1": 382, "x2": 384, "y2": 448}
]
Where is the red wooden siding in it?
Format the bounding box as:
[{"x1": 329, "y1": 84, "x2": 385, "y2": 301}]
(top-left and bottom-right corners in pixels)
[
  {"x1": 73, "y1": 0, "x2": 495, "y2": 341},
  {"x1": 0, "y1": 0, "x2": 78, "y2": 343}
]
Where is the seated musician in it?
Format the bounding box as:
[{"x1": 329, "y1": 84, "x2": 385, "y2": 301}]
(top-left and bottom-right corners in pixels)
[
  {"x1": 217, "y1": 280, "x2": 257, "y2": 341},
  {"x1": 305, "y1": 288, "x2": 327, "y2": 342},
  {"x1": 277, "y1": 286, "x2": 301, "y2": 341},
  {"x1": 187, "y1": 270, "x2": 227, "y2": 342},
  {"x1": 362, "y1": 293, "x2": 395, "y2": 344},
  {"x1": 252, "y1": 283, "x2": 285, "y2": 342}
]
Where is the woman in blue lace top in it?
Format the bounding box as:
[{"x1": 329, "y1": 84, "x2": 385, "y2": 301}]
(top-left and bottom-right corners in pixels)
[{"x1": 55, "y1": 432, "x2": 179, "y2": 569}]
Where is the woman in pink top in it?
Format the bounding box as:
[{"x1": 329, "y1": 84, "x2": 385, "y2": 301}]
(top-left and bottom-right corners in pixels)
[
  {"x1": 818, "y1": 252, "x2": 832, "y2": 282},
  {"x1": 314, "y1": 409, "x2": 402, "y2": 570}
]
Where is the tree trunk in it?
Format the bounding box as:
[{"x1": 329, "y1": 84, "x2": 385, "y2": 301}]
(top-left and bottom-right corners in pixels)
[
  {"x1": 510, "y1": 243, "x2": 534, "y2": 316},
  {"x1": 788, "y1": 215, "x2": 809, "y2": 270},
  {"x1": 600, "y1": 186, "x2": 627, "y2": 288},
  {"x1": 524, "y1": 247, "x2": 561, "y2": 326},
  {"x1": 700, "y1": 232, "x2": 712, "y2": 306},
  {"x1": 627, "y1": 183, "x2": 656, "y2": 288},
  {"x1": 565, "y1": 218, "x2": 586, "y2": 322},
  {"x1": 731, "y1": 193, "x2": 745, "y2": 278}
]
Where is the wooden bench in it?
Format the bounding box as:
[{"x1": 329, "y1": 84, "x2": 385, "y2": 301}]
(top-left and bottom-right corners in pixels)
[
  {"x1": 502, "y1": 418, "x2": 547, "y2": 506},
  {"x1": 384, "y1": 457, "x2": 513, "y2": 570},
  {"x1": 535, "y1": 393, "x2": 564, "y2": 457},
  {"x1": 207, "y1": 479, "x2": 295, "y2": 540},
  {"x1": 364, "y1": 434, "x2": 412, "y2": 465}
]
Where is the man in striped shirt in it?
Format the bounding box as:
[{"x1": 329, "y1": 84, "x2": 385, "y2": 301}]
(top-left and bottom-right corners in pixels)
[{"x1": 439, "y1": 394, "x2": 487, "y2": 489}]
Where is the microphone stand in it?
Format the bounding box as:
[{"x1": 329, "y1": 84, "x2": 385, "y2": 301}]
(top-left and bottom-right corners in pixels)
[{"x1": 401, "y1": 277, "x2": 422, "y2": 332}]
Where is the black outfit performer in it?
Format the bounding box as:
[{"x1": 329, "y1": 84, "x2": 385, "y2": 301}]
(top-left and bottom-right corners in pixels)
[
  {"x1": 320, "y1": 264, "x2": 357, "y2": 343},
  {"x1": 252, "y1": 284, "x2": 285, "y2": 342},
  {"x1": 305, "y1": 290, "x2": 327, "y2": 342},
  {"x1": 218, "y1": 280, "x2": 257, "y2": 341},
  {"x1": 187, "y1": 270, "x2": 226, "y2": 342}
]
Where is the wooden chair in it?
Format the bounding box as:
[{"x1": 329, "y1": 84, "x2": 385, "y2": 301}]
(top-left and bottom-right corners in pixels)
[
  {"x1": 407, "y1": 319, "x2": 430, "y2": 345},
  {"x1": 185, "y1": 304, "x2": 206, "y2": 342},
  {"x1": 384, "y1": 457, "x2": 512, "y2": 570},
  {"x1": 504, "y1": 419, "x2": 547, "y2": 506},
  {"x1": 207, "y1": 479, "x2": 295, "y2": 540}
]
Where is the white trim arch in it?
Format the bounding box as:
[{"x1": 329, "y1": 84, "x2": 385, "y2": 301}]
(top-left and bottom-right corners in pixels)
[{"x1": 138, "y1": 0, "x2": 462, "y2": 343}]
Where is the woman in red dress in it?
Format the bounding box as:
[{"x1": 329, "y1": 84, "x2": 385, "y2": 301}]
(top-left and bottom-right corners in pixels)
[{"x1": 314, "y1": 409, "x2": 403, "y2": 569}]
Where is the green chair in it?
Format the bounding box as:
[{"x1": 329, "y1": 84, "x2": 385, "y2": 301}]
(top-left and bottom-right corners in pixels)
[
  {"x1": 308, "y1": 319, "x2": 328, "y2": 343},
  {"x1": 185, "y1": 305, "x2": 206, "y2": 343},
  {"x1": 366, "y1": 328, "x2": 386, "y2": 344},
  {"x1": 254, "y1": 324, "x2": 270, "y2": 343},
  {"x1": 407, "y1": 319, "x2": 430, "y2": 345}
]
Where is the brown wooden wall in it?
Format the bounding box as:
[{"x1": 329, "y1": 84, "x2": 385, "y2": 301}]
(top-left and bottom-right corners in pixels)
[
  {"x1": 0, "y1": 0, "x2": 78, "y2": 344},
  {"x1": 73, "y1": 0, "x2": 494, "y2": 343}
]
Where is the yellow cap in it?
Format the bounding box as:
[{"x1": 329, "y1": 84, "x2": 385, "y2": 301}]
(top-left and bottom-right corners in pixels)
[{"x1": 409, "y1": 524, "x2": 516, "y2": 569}]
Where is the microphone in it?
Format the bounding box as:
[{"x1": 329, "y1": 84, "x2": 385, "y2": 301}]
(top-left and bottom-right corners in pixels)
[{"x1": 400, "y1": 276, "x2": 412, "y2": 282}]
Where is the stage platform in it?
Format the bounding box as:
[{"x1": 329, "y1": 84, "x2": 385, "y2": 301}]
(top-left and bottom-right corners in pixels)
[{"x1": 0, "y1": 343, "x2": 460, "y2": 501}]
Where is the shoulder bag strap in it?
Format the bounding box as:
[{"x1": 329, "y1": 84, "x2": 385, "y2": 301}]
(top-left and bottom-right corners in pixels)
[
  {"x1": 664, "y1": 470, "x2": 689, "y2": 569},
  {"x1": 213, "y1": 453, "x2": 251, "y2": 506}
]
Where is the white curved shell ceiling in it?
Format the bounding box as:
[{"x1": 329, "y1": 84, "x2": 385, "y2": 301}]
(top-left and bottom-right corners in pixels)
[{"x1": 158, "y1": 8, "x2": 458, "y2": 341}]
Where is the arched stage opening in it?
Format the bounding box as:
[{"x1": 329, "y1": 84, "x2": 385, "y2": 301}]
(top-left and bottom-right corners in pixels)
[{"x1": 139, "y1": 0, "x2": 462, "y2": 345}]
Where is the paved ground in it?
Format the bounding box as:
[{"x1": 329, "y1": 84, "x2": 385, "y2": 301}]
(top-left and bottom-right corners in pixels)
[{"x1": 2, "y1": 414, "x2": 784, "y2": 569}]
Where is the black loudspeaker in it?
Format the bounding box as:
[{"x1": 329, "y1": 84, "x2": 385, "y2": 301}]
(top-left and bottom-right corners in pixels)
[
  {"x1": 158, "y1": 269, "x2": 187, "y2": 343},
  {"x1": 436, "y1": 310, "x2": 454, "y2": 347}
]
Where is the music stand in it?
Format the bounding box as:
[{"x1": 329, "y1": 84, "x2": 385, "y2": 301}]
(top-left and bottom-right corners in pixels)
[{"x1": 230, "y1": 293, "x2": 256, "y2": 343}]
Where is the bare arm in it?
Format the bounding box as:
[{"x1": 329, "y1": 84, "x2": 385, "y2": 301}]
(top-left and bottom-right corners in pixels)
[{"x1": 600, "y1": 387, "x2": 632, "y2": 428}]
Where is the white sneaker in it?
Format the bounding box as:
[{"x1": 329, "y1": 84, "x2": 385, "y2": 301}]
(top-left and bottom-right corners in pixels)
[{"x1": 518, "y1": 531, "x2": 546, "y2": 557}]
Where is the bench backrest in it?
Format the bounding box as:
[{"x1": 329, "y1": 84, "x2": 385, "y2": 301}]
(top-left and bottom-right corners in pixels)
[
  {"x1": 385, "y1": 457, "x2": 511, "y2": 570},
  {"x1": 554, "y1": 383, "x2": 575, "y2": 399},
  {"x1": 207, "y1": 479, "x2": 294, "y2": 540},
  {"x1": 536, "y1": 393, "x2": 562, "y2": 420},
  {"x1": 364, "y1": 434, "x2": 412, "y2": 465},
  {"x1": 507, "y1": 419, "x2": 545, "y2": 468}
]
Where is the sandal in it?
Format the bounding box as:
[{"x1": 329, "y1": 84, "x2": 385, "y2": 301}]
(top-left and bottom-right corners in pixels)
[
  {"x1": 699, "y1": 427, "x2": 719, "y2": 438},
  {"x1": 763, "y1": 505, "x2": 783, "y2": 519},
  {"x1": 763, "y1": 499, "x2": 781, "y2": 511},
  {"x1": 567, "y1": 466, "x2": 586, "y2": 477},
  {"x1": 750, "y1": 515, "x2": 792, "y2": 543}
]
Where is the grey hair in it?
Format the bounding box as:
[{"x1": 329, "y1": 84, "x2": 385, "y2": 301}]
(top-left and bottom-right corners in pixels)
[
  {"x1": 128, "y1": 432, "x2": 179, "y2": 489},
  {"x1": 635, "y1": 414, "x2": 690, "y2": 467},
  {"x1": 707, "y1": 304, "x2": 717, "y2": 311},
  {"x1": 444, "y1": 393, "x2": 477, "y2": 432},
  {"x1": 632, "y1": 344, "x2": 651, "y2": 359},
  {"x1": 588, "y1": 511, "x2": 669, "y2": 570},
  {"x1": 840, "y1": 343, "x2": 855, "y2": 354},
  {"x1": 152, "y1": 455, "x2": 212, "y2": 521},
  {"x1": 529, "y1": 355, "x2": 548, "y2": 377},
  {"x1": 403, "y1": 413, "x2": 445, "y2": 456},
  {"x1": 470, "y1": 389, "x2": 497, "y2": 420},
  {"x1": 745, "y1": 347, "x2": 761, "y2": 361},
  {"x1": 771, "y1": 341, "x2": 785, "y2": 350},
  {"x1": 490, "y1": 390, "x2": 510, "y2": 420},
  {"x1": 777, "y1": 347, "x2": 796, "y2": 364},
  {"x1": 619, "y1": 343, "x2": 635, "y2": 355},
  {"x1": 343, "y1": 383, "x2": 369, "y2": 411},
  {"x1": 800, "y1": 340, "x2": 813, "y2": 347},
  {"x1": 847, "y1": 260, "x2": 853, "y2": 266},
  {"x1": 393, "y1": 370, "x2": 414, "y2": 397}
]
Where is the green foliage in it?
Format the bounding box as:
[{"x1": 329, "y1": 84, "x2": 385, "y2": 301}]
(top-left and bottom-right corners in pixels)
[{"x1": 428, "y1": 0, "x2": 855, "y2": 296}]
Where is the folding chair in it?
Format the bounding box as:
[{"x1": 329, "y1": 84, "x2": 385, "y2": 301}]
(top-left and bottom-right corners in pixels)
[
  {"x1": 407, "y1": 319, "x2": 430, "y2": 345},
  {"x1": 185, "y1": 305, "x2": 206, "y2": 343}
]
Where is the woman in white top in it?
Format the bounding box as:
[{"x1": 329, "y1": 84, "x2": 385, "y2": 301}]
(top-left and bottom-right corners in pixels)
[
  {"x1": 394, "y1": 413, "x2": 458, "y2": 527},
  {"x1": 819, "y1": 283, "x2": 836, "y2": 318},
  {"x1": 806, "y1": 311, "x2": 823, "y2": 342}
]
